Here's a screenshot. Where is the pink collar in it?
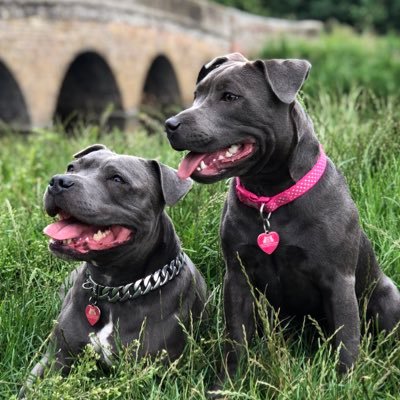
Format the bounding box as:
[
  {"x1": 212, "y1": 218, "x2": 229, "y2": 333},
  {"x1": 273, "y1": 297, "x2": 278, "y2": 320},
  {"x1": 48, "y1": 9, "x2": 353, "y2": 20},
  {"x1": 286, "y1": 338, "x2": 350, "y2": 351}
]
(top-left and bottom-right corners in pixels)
[{"x1": 236, "y1": 146, "x2": 327, "y2": 213}]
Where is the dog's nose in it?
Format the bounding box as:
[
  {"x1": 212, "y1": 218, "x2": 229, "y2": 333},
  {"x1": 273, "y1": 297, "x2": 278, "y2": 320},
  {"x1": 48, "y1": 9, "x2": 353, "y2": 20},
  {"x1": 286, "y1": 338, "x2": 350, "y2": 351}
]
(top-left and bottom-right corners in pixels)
[
  {"x1": 48, "y1": 174, "x2": 74, "y2": 194},
  {"x1": 165, "y1": 117, "x2": 181, "y2": 133}
]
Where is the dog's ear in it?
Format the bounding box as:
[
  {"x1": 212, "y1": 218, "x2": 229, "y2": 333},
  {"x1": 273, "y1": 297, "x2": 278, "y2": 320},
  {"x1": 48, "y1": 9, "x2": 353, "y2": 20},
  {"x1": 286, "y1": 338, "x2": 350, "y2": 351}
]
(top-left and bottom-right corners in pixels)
[
  {"x1": 288, "y1": 102, "x2": 319, "y2": 181},
  {"x1": 255, "y1": 59, "x2": 311, "y2": 104},
  {"x1": 197, "y1": 52, "x2": 248, "y2": 84},
  {"x1": 73, "y1": 144, "x2": 109, "y2": 159},
  {"x1": 152, "y1": 161, "x2": 193, "y2": 206}
]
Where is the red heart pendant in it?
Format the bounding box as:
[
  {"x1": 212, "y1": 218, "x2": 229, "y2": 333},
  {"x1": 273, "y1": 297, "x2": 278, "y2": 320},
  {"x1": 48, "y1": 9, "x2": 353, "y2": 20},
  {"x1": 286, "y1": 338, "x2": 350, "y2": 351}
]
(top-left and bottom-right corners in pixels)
[
  {"x1": 85, "y1": 304, "x2": 101, "y2": 326},
  {"x1": 257, "y1": 231, "x2": 280, "y2": 254}
]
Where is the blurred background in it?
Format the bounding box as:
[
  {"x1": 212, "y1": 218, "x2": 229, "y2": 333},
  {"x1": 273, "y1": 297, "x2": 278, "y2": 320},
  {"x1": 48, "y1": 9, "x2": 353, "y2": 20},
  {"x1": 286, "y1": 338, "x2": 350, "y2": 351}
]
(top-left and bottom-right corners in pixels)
[{"x1": 1, "y1": 0, "x2": 398, "y2": 134}]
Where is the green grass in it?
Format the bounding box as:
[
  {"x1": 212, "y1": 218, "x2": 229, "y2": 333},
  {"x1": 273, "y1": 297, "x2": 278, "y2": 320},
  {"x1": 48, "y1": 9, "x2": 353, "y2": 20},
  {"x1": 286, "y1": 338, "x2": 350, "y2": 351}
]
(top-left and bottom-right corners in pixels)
[
  {"x1": 1, "y1": 90, "x2": 399, "y2": 399},
  {"x1": 260, "y1": 27, "x2": 400, "y2": 98},
  {"x1": 1, "y1": 87, "x2": 400, "y2": 398}
]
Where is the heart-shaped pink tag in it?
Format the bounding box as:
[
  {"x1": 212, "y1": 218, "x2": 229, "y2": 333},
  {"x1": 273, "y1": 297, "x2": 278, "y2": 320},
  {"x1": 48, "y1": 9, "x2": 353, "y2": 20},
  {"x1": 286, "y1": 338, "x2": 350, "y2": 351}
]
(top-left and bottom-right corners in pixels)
[
  {"x1": 85, "y1": 304, "x2": 101, "y2": 326},
  {"x1": 257, "y1": 231, "x2": 280, "y2": 254}
]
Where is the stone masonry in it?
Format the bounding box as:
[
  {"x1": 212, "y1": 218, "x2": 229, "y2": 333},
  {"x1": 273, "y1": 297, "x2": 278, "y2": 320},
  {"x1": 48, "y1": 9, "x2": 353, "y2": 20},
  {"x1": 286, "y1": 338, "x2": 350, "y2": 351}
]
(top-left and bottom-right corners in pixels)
[{"x1": 0, "y1": 0, "x2": 322, "y2": 129}]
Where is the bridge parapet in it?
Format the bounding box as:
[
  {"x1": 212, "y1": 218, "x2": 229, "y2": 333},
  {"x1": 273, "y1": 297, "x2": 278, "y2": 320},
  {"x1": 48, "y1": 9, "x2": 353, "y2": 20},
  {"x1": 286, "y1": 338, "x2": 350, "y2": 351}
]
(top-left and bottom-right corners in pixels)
[
  {"x1": 0, "y1": 0, "x2": 231, "y2": 41},
  {"x1": 0, "y1": 0, "x2": 322, "y2": 130}
]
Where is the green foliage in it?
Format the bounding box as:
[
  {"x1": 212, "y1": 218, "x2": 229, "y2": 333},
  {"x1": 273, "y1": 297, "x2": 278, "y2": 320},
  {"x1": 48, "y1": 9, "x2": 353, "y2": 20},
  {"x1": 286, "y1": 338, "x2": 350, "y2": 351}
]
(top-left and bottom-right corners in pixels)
[
  {"x1": 259, "y1": 28, "x2": 400, "y2": 98},
  {"x1": 213, "y1": 0, "x2": 400, "y2": 33}
]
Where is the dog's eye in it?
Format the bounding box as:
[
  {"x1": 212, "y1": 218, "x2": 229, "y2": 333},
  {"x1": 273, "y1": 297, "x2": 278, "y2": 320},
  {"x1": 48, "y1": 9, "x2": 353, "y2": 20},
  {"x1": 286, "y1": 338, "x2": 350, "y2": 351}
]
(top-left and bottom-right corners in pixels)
[
  {"x1": 221, "y1": 92, "x2": 239, "y2": 102},
  {"x1": 111, "y1": 174, "x2": 125, "y2": 184},
  {"x1": 67, "y1": 164, "x2": 74, "y2": 172}
]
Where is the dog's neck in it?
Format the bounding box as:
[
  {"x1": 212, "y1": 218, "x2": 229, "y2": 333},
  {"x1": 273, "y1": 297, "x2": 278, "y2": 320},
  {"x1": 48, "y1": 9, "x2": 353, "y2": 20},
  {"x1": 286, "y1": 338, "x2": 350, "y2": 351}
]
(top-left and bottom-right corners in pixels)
[
  {"x1": 239, "y1": 144, "x2": 320, "y2": 197},
  {"x1": 240, "y1": 141, "x2": 319, "y2": 196},
  {"x1": 240, "y1": 107, "x2": 320, "y2": 197},
  {"x1": 85, "y1": 213, "x2": 180, "y2": 286},
  {"x1": 239, "y1": 164, "x2": 295, "y2": 197}
]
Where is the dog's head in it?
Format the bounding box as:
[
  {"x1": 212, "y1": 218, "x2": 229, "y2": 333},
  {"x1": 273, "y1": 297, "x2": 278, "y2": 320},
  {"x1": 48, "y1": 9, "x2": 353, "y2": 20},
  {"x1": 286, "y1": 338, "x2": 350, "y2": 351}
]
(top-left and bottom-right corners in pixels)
[
  {"x1": 43, "y1": 144, "x2": 192, "y2": 262},
  {"x1": 165, "y1": 53, "x2": 312, "y2": 183}
]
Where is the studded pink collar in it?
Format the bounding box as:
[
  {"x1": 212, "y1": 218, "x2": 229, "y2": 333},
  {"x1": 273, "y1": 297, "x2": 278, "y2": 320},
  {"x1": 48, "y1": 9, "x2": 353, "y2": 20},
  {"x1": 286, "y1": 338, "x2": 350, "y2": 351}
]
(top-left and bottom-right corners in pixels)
[
  {"x1": 235, "y1": 145, "x2": 327, "y2": 255},
  {"x1": 236, "y1": 145, "x2": 327, "y2": 213}
]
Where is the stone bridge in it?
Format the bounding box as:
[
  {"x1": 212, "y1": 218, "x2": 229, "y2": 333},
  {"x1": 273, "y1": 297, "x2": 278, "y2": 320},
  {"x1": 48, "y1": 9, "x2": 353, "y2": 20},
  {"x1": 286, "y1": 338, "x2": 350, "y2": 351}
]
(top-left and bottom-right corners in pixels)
[{"x1": 0, "y1": 0, "x2": 321, "y2": 130}]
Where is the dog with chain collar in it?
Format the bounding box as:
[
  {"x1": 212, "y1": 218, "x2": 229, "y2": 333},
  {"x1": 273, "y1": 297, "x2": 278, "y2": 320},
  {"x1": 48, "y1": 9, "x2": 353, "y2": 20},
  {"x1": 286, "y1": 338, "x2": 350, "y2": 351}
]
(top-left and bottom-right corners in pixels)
[{"x1": 20, "y1": 144, "x2": 207, "y2": 395}]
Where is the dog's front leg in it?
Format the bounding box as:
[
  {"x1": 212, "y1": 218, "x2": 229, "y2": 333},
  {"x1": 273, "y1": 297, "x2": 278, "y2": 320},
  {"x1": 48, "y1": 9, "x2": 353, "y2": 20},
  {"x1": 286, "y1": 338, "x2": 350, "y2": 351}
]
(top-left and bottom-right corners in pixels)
[
  {"x1": 209, "y1": 268, "x2": 255, "y2": 398},
  {"x1": 323, "y1": 275, "x2": 360, "y2": 373},
  {"x1": 19, "y1": 343, "x2": 71, "y2": 398},
  {"x1": 220, "y1": 268, "x2": 256, "y2": 383}
]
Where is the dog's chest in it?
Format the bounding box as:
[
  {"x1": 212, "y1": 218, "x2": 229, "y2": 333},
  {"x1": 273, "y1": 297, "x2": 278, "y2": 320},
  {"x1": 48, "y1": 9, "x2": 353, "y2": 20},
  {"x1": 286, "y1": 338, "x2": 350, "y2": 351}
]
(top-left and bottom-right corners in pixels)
[
  {"x1": 222, "y1": 209, "x2": 323, "y2": 314},
  {"x1": 89, "y1": 313, "x2": 114, "y2": 366}
]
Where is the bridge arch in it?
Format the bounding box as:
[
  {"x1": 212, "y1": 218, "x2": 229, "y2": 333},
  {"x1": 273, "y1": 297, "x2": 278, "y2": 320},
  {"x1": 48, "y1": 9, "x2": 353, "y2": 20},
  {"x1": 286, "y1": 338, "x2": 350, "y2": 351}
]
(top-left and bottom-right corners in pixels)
[
  {"x1": 0, "y1": 60, "x2": 30, "y2": 131},
  {"x1": 141, "y1": 55, "x2": 182, "y2": 111},
  {"x1": 54, "y1": 51, "x2": 124, "y2": 130}
]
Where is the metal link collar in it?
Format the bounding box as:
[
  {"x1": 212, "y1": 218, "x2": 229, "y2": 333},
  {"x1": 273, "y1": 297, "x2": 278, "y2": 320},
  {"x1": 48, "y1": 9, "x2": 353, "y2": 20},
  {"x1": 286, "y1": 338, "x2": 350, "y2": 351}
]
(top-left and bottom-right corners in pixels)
[{"x1": 82, "y1": 252, "x2": 185, "y2": 303}]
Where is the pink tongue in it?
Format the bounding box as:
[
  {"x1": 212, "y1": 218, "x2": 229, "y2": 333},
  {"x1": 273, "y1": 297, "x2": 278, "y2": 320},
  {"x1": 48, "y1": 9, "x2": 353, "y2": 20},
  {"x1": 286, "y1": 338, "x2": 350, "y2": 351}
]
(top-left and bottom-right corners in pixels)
[
  {"x1": 43, "y1": 220, "x2": 89, "y2": 240},
  {"x1": 113, "y1": 226, "x2": 132, "y2": 242},
  {"x1": 177, "y1": 152, "x2": 206, "y2": 179}
]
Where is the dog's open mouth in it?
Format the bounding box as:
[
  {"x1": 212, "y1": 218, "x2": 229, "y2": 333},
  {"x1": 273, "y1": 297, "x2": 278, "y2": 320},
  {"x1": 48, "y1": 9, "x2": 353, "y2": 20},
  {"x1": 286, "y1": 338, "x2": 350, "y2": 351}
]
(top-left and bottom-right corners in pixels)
[
  {"x1": 43, "y1": 213, "x2": 133, "y2": 254},
  {"x1": 177, "y1": 142, "x2": 255, "y2": 180}
]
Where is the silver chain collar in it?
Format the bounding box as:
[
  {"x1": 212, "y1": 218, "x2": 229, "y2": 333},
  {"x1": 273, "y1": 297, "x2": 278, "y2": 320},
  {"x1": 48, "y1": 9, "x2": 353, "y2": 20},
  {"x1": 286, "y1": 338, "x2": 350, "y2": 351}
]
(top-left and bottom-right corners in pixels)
[{"x1": 82, "y1": 252, "x2": 185, "y2": 303}]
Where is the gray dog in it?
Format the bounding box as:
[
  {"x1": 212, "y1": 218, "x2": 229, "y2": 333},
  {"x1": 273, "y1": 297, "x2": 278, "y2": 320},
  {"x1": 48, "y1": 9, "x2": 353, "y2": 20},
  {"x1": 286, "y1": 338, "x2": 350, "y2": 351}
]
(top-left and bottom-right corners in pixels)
[
  {"x1": 165, "y1": 53, "x2": 400, "y2": 384},
  {"x1": 21, "y1": 144, "x2": 206, "y2": 394}
]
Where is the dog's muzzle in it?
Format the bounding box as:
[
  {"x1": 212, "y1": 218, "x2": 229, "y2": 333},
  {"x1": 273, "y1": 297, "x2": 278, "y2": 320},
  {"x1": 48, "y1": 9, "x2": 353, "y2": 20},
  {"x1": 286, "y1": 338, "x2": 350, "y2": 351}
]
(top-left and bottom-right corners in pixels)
[
  {"x1": 165, "y1": 116, "x2": 185, "y2": 149},
  {"x1": 48, "y1": 174, "x2": 75, "y2": 195},
  {"x1": 165, "y1": 116, "x2": 181, "y2": 134}
]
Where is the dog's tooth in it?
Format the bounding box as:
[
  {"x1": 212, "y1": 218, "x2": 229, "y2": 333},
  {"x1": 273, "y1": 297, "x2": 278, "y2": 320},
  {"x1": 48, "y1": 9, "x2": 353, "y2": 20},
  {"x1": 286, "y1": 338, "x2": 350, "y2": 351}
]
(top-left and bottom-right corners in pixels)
[
  {"x1": 99, "y1": 230, "x2": 110, "y2": 240},
  {"x1": 200, "y1": 161, "x2": 207, "y2": 170},
  {"x1": 229, "y1": 144, "x2": 239, "y2": 154},
  {"x1": 225, "y1": 151, "x2": 233, "y2": 158},
  {"x1": 213, "y1": 158, "x2": 216, "y2": 162},
  {"x1": 218, "y1": 155, "x2": 224, "y2": 160},
  {"x1": 196, "y1": 167, "x2": 201, "y2": 171}
]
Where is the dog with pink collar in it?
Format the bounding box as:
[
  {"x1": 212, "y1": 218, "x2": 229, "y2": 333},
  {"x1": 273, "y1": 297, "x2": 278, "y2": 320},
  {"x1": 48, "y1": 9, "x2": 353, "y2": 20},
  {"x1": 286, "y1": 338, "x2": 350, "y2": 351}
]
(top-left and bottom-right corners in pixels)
[{"x1": 165, "y1": 53, "x2": 400, "y2": 388}]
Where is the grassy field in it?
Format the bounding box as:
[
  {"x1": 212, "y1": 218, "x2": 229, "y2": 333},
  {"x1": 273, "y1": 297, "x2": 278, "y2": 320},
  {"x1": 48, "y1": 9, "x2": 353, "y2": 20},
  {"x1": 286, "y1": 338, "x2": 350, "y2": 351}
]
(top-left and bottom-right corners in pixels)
[
  {"x1": 1, "y1": 35, "x2": 400, "y2": 399},
  {"x1": 260, "y1": 27, "x2": 400, "y2": 98}
]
